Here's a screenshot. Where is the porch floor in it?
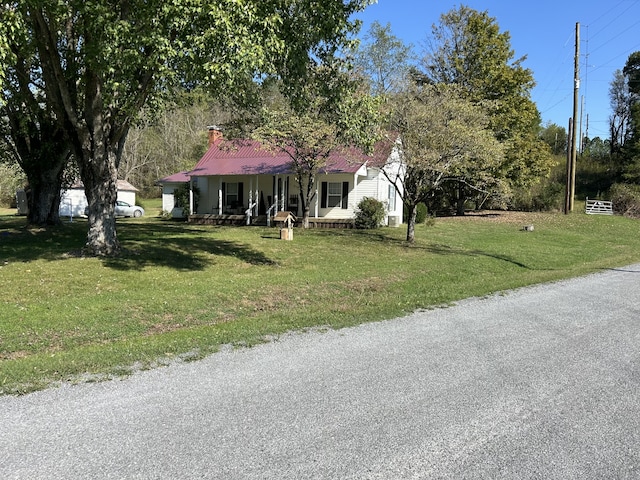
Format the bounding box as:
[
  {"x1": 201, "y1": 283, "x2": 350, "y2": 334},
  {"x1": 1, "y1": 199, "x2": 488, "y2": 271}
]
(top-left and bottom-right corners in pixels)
[{"x1": 188, "y1": 214, "x2": 355, "y2": 228}]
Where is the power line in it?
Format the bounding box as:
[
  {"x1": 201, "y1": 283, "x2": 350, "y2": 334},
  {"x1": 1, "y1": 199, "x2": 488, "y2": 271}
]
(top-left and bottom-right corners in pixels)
[
  {"x1": 586, "y1": 0, "x2": 639, "y2": 40},
  {"x1": 575, "y1": 2, "x2": 640, "y2": 140},
  {"x1": 588, "y1": 19, "x2": 640, "y2": 55}
]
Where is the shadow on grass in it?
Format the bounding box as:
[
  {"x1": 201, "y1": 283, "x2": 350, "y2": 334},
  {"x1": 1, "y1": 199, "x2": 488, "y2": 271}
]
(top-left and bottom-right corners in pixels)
[
  {"x1": 308, "y1": 227, "x2": 407, "y2": 245},
  {"x1": 0, "y1": 217, "x2": 88, "y2": 262},
  {"x1": 424, "y1": 243, "x2": 533, "y2": 269},
  {"x1": 306, "y1": 228, "x2": 533, "y2": 269},
  {"x1": 107, "y1": 223, "x2": 277, "y2": 271},
  {"x1": 0, "y1": 217, "x2": 276, "y2": 271}
]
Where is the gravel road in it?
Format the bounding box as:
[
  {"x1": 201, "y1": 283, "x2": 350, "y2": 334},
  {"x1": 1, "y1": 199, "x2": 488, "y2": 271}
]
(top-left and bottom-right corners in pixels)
[{"x1": 2, "y1": 265, "x2": 640, "y2": 479}]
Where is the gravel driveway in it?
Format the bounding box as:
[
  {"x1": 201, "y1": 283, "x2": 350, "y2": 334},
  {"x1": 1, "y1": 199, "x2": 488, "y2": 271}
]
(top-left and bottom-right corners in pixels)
[{"x1": 2, "y1": 265, "x2": 640, "y2": 479}]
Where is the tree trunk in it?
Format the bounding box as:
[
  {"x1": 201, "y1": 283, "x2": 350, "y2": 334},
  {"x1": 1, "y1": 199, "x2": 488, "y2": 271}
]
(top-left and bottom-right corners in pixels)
[
  {"x1": 302, "y1": 206, "x2": 310, "y2": 229},
  {"x1": 297, "y1": 173, "x2": 314, "y2": 229},
  {"x1": 456, "y1": 181, "x2": 466, "y2": 216},
  {"x1": 26, "y1": 172, "x2": 64, "y2": 226},
  {"x1": 79, "y1": 149, "x2": 120, "y2": 256},
  {"x1": 406, "y1": 203, "x2": 417, "y2": 243},
  {"x1": 12, "y1": 128, "x2": 69, "y2": 227}
]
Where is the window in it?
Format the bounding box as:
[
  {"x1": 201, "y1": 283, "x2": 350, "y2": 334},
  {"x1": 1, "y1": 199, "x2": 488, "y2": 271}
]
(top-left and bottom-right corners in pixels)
[
  {"x1": 223, "y1": 182, "x2": 243, "y2": 208},
  {"x1": 388, "y1": 185, "x2": 396, "y2": 211},
  {"x1": 226, "y1": 183, "x2": 238, "y2": 206},
  {"x1": 327, "y1": 182, "x2": 343, "y2": 207},
  {"x1": 321, "y1": 181, "x2": 349, "y2": 209}
]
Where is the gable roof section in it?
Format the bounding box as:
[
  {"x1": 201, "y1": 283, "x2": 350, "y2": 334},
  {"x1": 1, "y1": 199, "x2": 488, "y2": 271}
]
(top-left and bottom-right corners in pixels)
[
  {"x1": 188, "y1": 138, "x2": 394, "y2": 177},
  {"x1": 190, "y1": 139, "x2": 291, "y2": 176},
  {"x1": 157, "y1": 171, "x2": 191, "y2": 183}
]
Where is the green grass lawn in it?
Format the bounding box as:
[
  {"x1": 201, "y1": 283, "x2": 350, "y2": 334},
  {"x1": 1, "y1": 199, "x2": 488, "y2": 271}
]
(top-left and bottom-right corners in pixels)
[{"x1": 1, "y1": 205, "x2": 639, "y2": 395}]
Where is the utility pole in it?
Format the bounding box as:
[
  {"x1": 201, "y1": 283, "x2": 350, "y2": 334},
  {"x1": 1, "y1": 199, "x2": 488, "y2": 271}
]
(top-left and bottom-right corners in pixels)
[
  {"x1": 565, "y1": 118, "x2": 573, "y2": 214},
  {"x1": 569, "y1": 22, "x2": 580, "y2": 212}
]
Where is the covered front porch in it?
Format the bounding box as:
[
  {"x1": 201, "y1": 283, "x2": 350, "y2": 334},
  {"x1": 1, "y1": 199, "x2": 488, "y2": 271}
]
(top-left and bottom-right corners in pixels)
[
  {"x1": 188, "y1": 170, "x2": 358, "y2": 226},
  {"x1": 189, "y1": 173, "x2": 302, "y2": 220}
]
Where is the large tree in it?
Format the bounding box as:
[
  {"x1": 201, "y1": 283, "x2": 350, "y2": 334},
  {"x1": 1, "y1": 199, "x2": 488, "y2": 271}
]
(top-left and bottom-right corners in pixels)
[
  {"x1": 353, "y1": 21, "x2": 414, "y2": 96},
  {"x1": 253, "y1": 75, "x2": 379, "y2": 228},
  {"x1": 620, "y1": 52, "x2": 640, "y2": 182},
  {"x1": 384, "y1": 83, "x2": 502, "y2": 243},
  {"x1": 0, "y1": 0, "x2": 371, "y2": 255},
  {"x1": 539, "y1": 122, "x2": 568, "y2": 156},
  {"x1": 2, "y1": 112, "x2": 71, "y2": 225},
  {"x1": 421, "y1": 6, "x2": 552, "y2": 211},
  {"x1": 0, "y1": 4, "x2": 71, "y2": 225},
  {"x1": 609, "y1": 69, "x2": 633, "y2": 157},
  {"x1": 607, "y1": 53, "x2": 640, "y2": 183}
]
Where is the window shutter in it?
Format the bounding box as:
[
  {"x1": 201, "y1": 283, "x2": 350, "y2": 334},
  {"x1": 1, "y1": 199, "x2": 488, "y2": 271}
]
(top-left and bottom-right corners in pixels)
[
  {"x1": 321, "y1": 182, "x2": 328, "y2": 208},
  {"x1": 238, "y1": 182, "x2": 244, "y2": 207},
  {"x1": 341, "y1": 182, "x2": 349, "y2": 209},
  {"x1": 222, "y1": 182, "x2": 226, "y2": 207}
]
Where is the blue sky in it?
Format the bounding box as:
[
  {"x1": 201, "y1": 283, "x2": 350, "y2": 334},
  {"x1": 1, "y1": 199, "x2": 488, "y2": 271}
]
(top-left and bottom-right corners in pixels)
[{"x1": 354, "y1": 0, "x2": 640, "y2": 140}]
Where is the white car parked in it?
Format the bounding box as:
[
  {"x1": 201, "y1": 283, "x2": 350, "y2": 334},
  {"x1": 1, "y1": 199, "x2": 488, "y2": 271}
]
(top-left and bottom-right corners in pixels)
[
  {"x1": 85, "y1": 200, "x2": 144, "y2": 218},
  {"x1": 115, "y1": 200, "x2": 144, "y2": 218}
]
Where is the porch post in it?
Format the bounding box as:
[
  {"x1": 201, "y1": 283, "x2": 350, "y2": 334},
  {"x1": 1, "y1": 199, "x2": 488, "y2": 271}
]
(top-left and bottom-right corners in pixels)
[
  {"x1": 274, "y1": 175, "x2": 278, "y2": 212},
  {"x1": 189, "y1": 178, "x2": 194, "y2": 215},
  {"x1": 354, "y1": 173, "x2": 359, "y2": 211},
  {"x1": 218, "y1": 179, "x2": 223, "y2": 215},
  {"x1": 255, "y1": 175, "x2": 259, "y2": 216},
  {"x1": 314, "y1": 186, "x2": 319, "y2": 218}
]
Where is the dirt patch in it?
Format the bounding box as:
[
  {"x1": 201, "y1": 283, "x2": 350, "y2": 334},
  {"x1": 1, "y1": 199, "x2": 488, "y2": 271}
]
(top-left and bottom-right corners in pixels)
[{"x1": 0, "y1": 350, "x2": 30, "y2": 360}]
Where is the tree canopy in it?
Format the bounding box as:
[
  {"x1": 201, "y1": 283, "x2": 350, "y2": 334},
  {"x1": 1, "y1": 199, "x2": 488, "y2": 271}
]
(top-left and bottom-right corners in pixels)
[
  {"x1": 352, "y1": 21, "x2": 414, "y2": 96},
  {"x1": 421, "y1": 6, "x2": 553, "y2": 208},
  {"x1": 620, "y1": 51, "x2": 640, "y2": 182},
  {"x1": 252, "y1": 74, "x2": 380, "y2": 228},
  {"x1": 385, "y1": 83, "x2": 502, "y2": 242},
  {"x1": 0, "y1": 0, "x2": 372, "y2": 255}
]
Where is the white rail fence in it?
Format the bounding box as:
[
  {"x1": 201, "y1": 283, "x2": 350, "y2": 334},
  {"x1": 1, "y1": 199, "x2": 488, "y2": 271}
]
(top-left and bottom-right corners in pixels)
[{"x1": 585, "y1": 198, "x2": 613, "y2": 215}]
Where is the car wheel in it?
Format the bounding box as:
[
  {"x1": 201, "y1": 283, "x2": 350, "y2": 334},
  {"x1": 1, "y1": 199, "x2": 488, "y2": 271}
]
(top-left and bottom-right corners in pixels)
[{"x1": 133, "y1": 210, "x2": 142, "y2": 218}]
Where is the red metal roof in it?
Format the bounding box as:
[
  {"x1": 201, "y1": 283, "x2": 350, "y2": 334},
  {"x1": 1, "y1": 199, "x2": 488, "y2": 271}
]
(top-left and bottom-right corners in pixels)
[
  {"x1": 188, "y1": 138, "x2": 394, "y2": 177},
  {"x1": 157, "y1": 171, "x2": 190, "y2": 183}
]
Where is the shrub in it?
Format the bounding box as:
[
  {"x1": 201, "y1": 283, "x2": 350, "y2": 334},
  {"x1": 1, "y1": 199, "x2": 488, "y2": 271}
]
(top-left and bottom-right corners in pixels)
[
  {"x1": 173, "y1": 183, "x2": 199, "y2": 216},
  {"x1": 355, "y1": 197, "x2": 386, "y2": 229},
  {"x1": 510, "y1": 181, "x2": 565, "y2": 212},
  {"x1": 610, "y1": 183, "x2": 640, "y2": 217},
  {"x1": 0, "y1": 163, "x2": 25, "y2": 208},
  {"x1": 415, "y1": 203, "x2": 428, "y2": 223}
]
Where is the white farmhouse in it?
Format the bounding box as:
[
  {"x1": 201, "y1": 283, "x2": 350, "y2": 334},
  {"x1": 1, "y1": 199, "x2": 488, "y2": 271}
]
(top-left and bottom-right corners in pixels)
[{"x1": 159, "y1": 127, "x2": 404, "y2": 227}]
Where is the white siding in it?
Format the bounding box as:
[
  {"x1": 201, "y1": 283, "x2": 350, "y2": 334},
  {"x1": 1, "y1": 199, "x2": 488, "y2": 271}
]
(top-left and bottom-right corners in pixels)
[
  {"x1": 381, "y1": 146, "x2": 405, "y2": 225},
  {"x1": 117, "y1": 190, "x2": 136, "y2": 205},
  {"x1": 59, "y1": 189, "x2": 87, "y2": 217},
  {"x1": 356, "y1": 169, "x2": 382, "y2": 204},
  {"x1": 353, "y1": 166, "x2": 403, "y2": 226},
  {"x1": 161, "y1": 184, "x2": 185, "y2": 218},
  {"x1": 59, "y1": 187, "x2": 138, "y2": 217},
  {"x1": 317, "y1": 174, "x2": 356, "y2": 219}
]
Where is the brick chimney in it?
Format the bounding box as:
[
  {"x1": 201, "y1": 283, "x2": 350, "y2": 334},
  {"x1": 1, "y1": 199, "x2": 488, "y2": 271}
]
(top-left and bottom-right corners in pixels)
[{"x1": 207, "y1": 125, "x2": 223, "y2": 147}]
